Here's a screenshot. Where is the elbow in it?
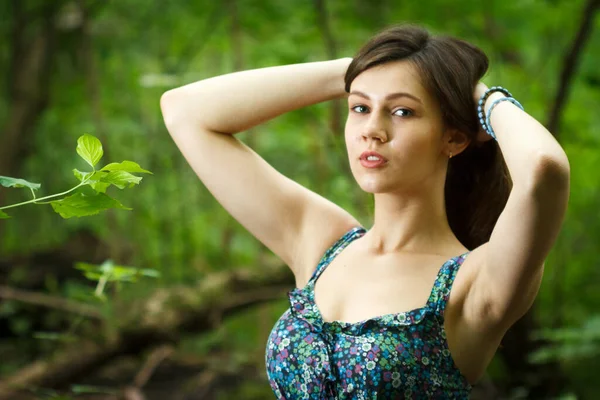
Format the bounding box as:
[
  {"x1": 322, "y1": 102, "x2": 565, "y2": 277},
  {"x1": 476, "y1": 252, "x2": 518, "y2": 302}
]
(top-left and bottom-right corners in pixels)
[
  {"x1": 160, "y1": 89, "x2": 181, "y2": 130},
  {"x1": 159, "y1": 89, "x2": 174, "y2": 114},
  {"x1": 533, "y1": 151, "x2": 570, "y2": 189},
  {"x1": 526, "y1": 151, "x2": 570, "y2": 203}
]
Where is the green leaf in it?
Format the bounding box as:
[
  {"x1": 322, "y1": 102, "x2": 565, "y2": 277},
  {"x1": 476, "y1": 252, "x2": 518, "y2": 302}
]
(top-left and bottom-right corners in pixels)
[
  {"x1": 0, "y1": 209, "x2": 10, "y2": 219},
  {"x1": 78, "y1": 171, "x2": 111, "y2": 193},
  {"x1": 75, "y1": 261, "x2": 159, "y2": 282},
  {"x1": 0, "y1": 176, "x2": 41, "y2": 190},
  {"x1": 72, "y1": 169, "x2": 93, "y2": 182},
  {"x1": 140, "y1": 269, "x2": 161, "y2": 278},
  {"x1": 76, "y1": 134, "x2": 103, "y2": 168},
  {"x1": 74, "y1": 262, "x2": 100, "y2": 273},
  {"x1": 90, "y1": 181, "x2": 111, "y2": 193},
  {"x1": 82, "y1": 271, "x2": 105, "y2": 281},
  {"x1": 100, "y1": 160, "x2": 152, "y2": 174},
  {"x1": 70, "y1": 384, "x2": 118, "y2": 395},
  {"x1": 99, "y1": 170, "x2": 143, "y2": 189},
  {"x1": 50, "y1": 193, "x2": 131, "y2": 219},
  {"x1": 79, "y1": 170, "x2": 143, "y2": 192}
]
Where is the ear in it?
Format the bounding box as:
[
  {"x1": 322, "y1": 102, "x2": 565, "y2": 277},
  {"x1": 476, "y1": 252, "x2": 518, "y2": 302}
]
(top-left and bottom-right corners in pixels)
[{"x1": 444, "y1": 128, "x2": 471, "y2": 157}]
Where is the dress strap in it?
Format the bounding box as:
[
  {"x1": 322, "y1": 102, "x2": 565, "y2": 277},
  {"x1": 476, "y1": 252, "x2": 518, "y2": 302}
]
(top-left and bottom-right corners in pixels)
[
  {"x1": 425, "y1": 251, "x2": 471, "y2": 316},
  {"x1": 308, "y1": 226, "x2": 366, "y2": 285}
]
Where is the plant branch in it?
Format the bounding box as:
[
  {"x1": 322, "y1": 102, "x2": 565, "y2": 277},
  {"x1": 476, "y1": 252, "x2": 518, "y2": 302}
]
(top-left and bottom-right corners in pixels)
[
  {"x1": 546, "y1": 0, "x2": 600, "y2": 136},
  {"x1": 0, "y1": 285, "x2": 103, "y2": 320},
  {"x1": 133, "y1": 345, "x2": 175, "y2": 388},
  {"x1": 0, "y1": 265, "x2": 294, "y2": 400},
  {"x1": 0, "y1": 181, "x2": 86, "y2": 210}
]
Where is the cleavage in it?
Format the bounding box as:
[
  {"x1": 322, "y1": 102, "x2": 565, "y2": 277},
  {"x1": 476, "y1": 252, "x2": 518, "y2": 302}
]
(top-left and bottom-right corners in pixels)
[{"x1": 313, "y1": 251, "x2": 443, "y2": 324}]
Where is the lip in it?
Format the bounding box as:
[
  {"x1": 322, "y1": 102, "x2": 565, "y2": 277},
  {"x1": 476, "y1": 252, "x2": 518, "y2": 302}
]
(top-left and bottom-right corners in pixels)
[
  {"x1": 360, "y1": 150, "x2": 388, "y2": 161},
  {"x1": 359, "y1": 150, "x2": 388, "y2": 168}
]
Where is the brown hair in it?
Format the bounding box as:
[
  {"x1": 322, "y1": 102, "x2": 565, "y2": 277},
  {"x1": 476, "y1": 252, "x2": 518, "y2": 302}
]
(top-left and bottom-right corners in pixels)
[{"x1": 344, "y1": 24, "x2": 511, "y2": 250}]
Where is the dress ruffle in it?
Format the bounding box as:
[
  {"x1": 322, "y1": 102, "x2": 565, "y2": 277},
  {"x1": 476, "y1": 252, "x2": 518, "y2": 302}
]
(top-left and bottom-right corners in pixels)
[{"x1": 287, "y1": 285, "x2": 432, "y2": 337}]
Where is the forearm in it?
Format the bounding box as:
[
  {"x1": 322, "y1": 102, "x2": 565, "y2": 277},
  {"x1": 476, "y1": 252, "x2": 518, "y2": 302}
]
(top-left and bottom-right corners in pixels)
[
  {"x1": 161, "y1": 58, "x2": 352, "y2": 134},
  {"x1": 485, "y1": 92, "x2": 570, "y2": 188}
]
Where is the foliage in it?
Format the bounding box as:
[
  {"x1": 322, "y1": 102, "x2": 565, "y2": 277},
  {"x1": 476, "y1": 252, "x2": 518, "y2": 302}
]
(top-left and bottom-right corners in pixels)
[
  {"x1": 75, "y1": 259, "x2": 160, "y2": 300},
  {"x1": 0, "y1": 134, "x2": 152, "y2": 219},
  {"x1": 0, "y1": 0, "x2": 598, "y2": 397},
  {"x1": 530, "y1": 316, "x2": 600, "y2": 364}
]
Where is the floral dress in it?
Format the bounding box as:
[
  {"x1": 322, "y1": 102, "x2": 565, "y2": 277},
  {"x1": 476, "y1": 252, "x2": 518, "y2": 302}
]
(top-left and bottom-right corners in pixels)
[{"x1": 265, "y1": 226, "x2": 473, "y2": 399}]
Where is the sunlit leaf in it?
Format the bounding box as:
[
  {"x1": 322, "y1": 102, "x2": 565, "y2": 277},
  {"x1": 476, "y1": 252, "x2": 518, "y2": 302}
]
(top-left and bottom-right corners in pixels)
[
  {"x1": 82, "y1": 171, "x2": 111, "y2": 193},
  {"x1": 76, "y1": 134, "x2": 103, "y2": 168},
  {"x1": 99, "y1": 259, "x2": 114, "y2": 273},
  {"x1": 100, "y1": 160, "x2": 152, "y2": 174},
  {"x1": 83, "y1": 271, "x2": 104, "y2": 281},
  {"x1": 0, "y1": 176, "x2": 41, "y2": 190},
  {"x1": 72, "y1": 169, "x2": 93, "y2": 182},
  {"x1": 75, "y1": 261, "x2": 159, "y2": 282},
  {"x1": 89, "y1": 181, "x2": 111, "y2": 193},
  {"x1": 75, "y1": 262, "x2": 98, "y2": 272},
  {"x1": 50, "y1": 193, "x2": 131, "y2": 219},
  {"x1": 99, "y1": 170, "x2": 143, "y2": 189}
]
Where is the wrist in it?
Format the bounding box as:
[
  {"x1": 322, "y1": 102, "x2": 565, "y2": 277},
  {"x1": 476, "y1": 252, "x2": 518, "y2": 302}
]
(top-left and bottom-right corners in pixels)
[
  {"x1": 484, "y1": 92, "x2": 508, "y2": 115},
  {"x1": 332, "y1": 57, "x2": 353, "y2": 98}
]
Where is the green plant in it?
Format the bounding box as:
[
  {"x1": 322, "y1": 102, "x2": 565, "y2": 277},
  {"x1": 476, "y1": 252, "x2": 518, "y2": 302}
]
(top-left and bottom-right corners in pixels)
[
  {"x1": 0, "y1": 134, "x2": 152, "y2": 219},
  {"x1": 76, "y1": 259, "x2": 160, "y2": 300},
  {"x1": 529, "y1": 316, "x2": 600, "y2": 364}
]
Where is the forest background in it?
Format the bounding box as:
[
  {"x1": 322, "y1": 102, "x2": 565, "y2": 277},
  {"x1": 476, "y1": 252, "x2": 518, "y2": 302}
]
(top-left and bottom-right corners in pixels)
[{"x1": 0, "y1": 0, "x2": 599, "y2": 399}]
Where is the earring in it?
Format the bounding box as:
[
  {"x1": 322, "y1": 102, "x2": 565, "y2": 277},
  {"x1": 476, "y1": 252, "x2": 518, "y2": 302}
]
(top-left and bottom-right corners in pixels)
[{"x1": 449, "y1": 152, "x2": 453, "y2": 159}]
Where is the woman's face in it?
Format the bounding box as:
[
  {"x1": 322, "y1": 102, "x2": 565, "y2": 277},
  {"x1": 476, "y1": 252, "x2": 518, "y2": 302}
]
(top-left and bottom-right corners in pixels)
[{"x1": 345, "y1": 60, "x2": 447, "y2": 194}]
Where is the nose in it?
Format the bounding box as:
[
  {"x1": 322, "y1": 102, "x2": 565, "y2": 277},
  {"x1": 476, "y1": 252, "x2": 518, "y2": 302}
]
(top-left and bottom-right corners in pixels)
[{"x1": 361, "y1": 114, "x2": 388, "y2": 143}]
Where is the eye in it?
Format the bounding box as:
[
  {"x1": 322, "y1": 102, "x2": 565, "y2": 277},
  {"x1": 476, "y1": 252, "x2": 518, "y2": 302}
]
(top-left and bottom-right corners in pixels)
[
  {"x1": 350, "y1": 105, "x2": 414, "y2": 117},
  {"x1": 394, "y1": 108, "x2": 413, "y2": 117},
  {"x1": 350, "y1": 105, "x2": 368, "y2": 113}
]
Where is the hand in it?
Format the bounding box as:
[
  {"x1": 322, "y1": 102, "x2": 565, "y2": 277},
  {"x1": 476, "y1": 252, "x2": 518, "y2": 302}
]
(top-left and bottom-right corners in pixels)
[
  {"x1": 473, "y1": 82, "x2": 489, "y2": 103},
  {"x1": 473, "y1": 82, "x2": 494, "y2": 144}
]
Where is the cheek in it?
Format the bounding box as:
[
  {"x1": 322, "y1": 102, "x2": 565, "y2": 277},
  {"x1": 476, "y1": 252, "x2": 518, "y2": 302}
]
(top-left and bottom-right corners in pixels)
[
  {"x1": 344, "y1": 129, "x2": 360, "y2": 156},
  {"x1": 388, "y1": 136, "x2": 422, "y2": 161}
]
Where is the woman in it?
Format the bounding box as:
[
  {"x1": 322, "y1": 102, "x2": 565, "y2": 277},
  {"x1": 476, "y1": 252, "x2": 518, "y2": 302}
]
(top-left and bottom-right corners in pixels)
[{"x1": 160, "y1": 24, "x2": 570, "y2": 399}]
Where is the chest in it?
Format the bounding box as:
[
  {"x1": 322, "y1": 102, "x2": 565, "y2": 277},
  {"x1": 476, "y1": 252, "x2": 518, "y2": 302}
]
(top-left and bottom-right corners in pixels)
[{"x1": 312, "y1": 250, "x2": 450, "y2": 324}]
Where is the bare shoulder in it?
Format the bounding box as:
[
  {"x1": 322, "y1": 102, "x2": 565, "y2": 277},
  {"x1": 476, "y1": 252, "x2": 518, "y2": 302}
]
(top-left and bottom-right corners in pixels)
[{"x1": 291, "y1": 198, "x2": 362, "y2": 289}]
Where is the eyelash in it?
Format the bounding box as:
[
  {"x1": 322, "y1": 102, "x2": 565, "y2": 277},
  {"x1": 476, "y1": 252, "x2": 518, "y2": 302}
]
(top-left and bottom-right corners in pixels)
[{"x1": 350, "y1": 105, "x2": 414, "y2": 117}]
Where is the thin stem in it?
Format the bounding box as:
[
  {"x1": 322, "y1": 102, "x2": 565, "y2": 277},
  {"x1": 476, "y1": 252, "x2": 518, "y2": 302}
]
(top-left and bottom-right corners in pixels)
[
  {"x1": 29, "y1": 187, "x2": 37, "y2": 200},
  {"x1": 0, "y1": 181, "x2": 87, "y2": 211},
  {"x1": 95, "y1": 272, "x2": 110, "y2": 298}
]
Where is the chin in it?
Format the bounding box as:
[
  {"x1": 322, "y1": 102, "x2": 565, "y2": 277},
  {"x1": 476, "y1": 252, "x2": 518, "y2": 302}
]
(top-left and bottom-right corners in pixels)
[{"x1": 356, "y1": 177, "x2": 394, "y2": 194}]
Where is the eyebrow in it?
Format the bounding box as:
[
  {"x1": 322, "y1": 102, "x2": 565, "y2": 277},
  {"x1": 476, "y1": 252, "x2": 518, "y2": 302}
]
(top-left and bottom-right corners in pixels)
[{"x1": 349, "y1": 90, "x2": 422, "y2": 104}]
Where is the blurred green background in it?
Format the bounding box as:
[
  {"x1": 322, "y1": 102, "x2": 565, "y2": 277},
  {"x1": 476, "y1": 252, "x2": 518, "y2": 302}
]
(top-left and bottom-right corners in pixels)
[{"x1": 0, "y1": 0, "x2": 599, "y2": 399}]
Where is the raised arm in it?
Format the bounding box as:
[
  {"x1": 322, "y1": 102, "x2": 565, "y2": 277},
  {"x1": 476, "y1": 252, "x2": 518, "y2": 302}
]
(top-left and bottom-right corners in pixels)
[
  {"x1": 160, "y1": 58, "x2": 360, "y2": 284},
  {"x1": 464, "y1": 84, "x2": 570, "y2": 330}
]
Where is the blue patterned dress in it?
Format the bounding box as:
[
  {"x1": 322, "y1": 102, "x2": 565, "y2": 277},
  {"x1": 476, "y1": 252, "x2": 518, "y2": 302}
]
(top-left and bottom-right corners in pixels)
[{"x1": 265, "y1": 226, "x2": 473, "y2": 399}]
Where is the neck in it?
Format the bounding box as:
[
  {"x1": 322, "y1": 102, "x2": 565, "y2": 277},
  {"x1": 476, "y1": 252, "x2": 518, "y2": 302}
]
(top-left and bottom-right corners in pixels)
[{"x1": 363, "y1": 176, "x2": 462, "y2": 256}]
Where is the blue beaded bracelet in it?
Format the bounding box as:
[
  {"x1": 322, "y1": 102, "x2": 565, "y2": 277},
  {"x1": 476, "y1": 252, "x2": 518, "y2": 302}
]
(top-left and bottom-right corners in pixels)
[
  {"x1": 477, "y1": 86, "x2": 512, "y2": 134},
  {"x1": 484, "y1": 97, "x2": 525, "y2": 141}
]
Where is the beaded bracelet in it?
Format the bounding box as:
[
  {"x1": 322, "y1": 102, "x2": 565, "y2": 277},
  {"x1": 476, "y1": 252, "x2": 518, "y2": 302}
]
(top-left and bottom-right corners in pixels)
[
  {"x1": 477, "y1": 86, "x2": 512, "y2": 134},
  {"x1": 484, "y1": 97, "x2": 525, "y2": 141}
]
